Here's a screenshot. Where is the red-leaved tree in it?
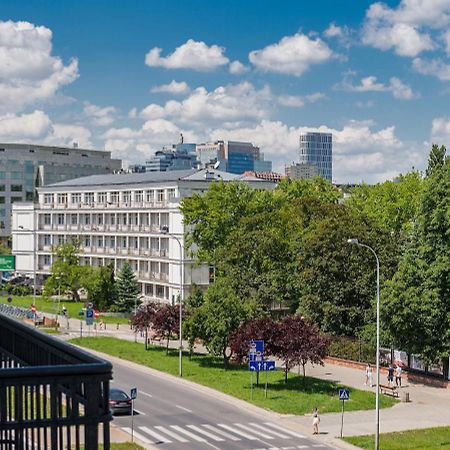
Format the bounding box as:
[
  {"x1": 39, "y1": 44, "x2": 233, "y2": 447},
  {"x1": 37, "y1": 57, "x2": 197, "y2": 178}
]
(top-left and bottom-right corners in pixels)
[
  {"x1": 152, "y1": 304, "x2": 180, "y2": 354},
  {"x1": 131, "y1": 301, "x2": 158, "y2": 349}
]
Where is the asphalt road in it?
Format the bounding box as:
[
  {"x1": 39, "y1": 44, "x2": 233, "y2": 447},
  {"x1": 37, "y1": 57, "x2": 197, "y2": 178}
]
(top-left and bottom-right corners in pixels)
[{"x1": 109, "y1": 358, "x2": 335, "y2": 450}]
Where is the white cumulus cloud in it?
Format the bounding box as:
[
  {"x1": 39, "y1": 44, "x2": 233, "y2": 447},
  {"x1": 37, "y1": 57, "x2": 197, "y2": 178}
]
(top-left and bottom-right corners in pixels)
[
  {"x1": 83, "y1": 102, "x2": 117, "y2": 126},
  {"x1": 0, "y1": 20, "x2": 79, "y2": 113},
  {"x1": 229, "y1": 60, "x2": 249, "y2": 74},
  {"x1": 413, "y1": 57, "x2": 450, "y2": 80},
  {"x1": 151, "y1": 80, "x2": 190, "y2": 94},
  {"x1": 0, "y1": 110, "x2": 51, "y2": 140},
  {"x1": 431, "y1": 116, "x2": 450, "y2": 145},
  {"x1": 249, "y1": 33, "x2": 334, "y2": 76},
  {"x1": 145, "y1": 39, "x2": 229, "y2": 71}
]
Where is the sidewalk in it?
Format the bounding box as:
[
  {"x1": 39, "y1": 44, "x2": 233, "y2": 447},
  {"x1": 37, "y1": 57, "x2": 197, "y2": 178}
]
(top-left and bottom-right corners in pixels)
[{"x1": 50, "y1": 313, "x2": 450, "y2": 443}]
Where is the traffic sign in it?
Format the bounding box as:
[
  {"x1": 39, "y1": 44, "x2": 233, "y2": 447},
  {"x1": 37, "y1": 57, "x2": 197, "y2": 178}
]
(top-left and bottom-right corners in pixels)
[
  {"x1": 94, "y1": 309, "x2": 100, "y2": 319},
  {"x1": 249, "y1": 360, "x2": 276, "y2": 372},
  {"x1": 339, "y1": 389, "x2": 350, "y2": 401},
  {"x1": 86, "y1": 308, "x2": 94, "y2": 326},
  {"x1": 0, "y1": 255, "x2": 15, "y2": 271},
  {"x1": 31, "y1": 305, "x2": 36, "y2": 313},
  {"x1": 130, "y1": 387, "x2": 137, "y2": 400},
  {"x1": 249, "y1": 339, "x2": 264, "y2": 361}
]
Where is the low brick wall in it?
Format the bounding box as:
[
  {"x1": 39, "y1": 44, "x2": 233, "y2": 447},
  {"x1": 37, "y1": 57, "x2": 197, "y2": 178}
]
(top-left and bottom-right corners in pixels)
[{"x1": 324, "y1": 356, "x2": 449, "y2": 389}]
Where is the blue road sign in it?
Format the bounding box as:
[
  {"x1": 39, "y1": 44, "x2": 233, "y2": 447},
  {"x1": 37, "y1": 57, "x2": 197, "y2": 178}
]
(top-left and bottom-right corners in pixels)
[
  {"x1": 249, "y1": 360, "x2": 276, "y2": 372},
  {"x1": 339, "y1": 388, "x2": 350, "y2": 400},
  {"x1": 130, "y1": 387, "x2": 137, "y2": 400},
  {"x1": 249, "y1": 340, "x2": 264, "y2": 362},
  {"x1": 86, "y1": 308, "x2": 94, "y2": 326}
]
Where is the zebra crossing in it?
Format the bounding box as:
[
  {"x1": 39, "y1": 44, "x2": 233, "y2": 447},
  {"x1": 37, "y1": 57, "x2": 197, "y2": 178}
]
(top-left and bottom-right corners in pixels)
[{"x1": 121, "y1": 421, "x2": 327, "y2": 447}]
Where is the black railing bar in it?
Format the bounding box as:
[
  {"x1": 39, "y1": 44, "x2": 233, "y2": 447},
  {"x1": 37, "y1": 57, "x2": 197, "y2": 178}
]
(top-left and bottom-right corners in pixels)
[{"x1": 0, "y1": 413, "x2": 111, "y2": 429}]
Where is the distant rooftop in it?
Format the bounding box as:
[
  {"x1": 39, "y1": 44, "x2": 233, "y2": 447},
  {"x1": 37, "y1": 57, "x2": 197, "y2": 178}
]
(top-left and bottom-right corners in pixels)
[{"x1": 42, "y1": 168, "x2": 273, "y2": 189}]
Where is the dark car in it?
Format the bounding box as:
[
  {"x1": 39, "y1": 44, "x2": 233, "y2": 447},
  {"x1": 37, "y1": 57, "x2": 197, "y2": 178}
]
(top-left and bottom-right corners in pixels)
[{"x1": 109, "y1": 388, "x2": 132, "y2": 415}]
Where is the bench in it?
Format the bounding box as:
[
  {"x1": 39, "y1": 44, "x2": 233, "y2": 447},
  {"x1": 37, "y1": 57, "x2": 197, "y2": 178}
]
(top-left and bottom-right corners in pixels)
[{"x1": 380, "y1": 384, "x2": 399, "y2": 397}]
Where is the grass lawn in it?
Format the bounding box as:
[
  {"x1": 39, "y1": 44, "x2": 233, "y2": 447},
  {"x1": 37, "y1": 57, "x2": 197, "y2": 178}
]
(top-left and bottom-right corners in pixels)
[
  {"x1": 71, "y1": 337, "x2": 397, "y2": 416},
  {"x1": 0, "y1": 296, "x2": 129, "y2": 324},
  {"x1": 343, "y1": 426, "x2": 450, "y2": 449}
]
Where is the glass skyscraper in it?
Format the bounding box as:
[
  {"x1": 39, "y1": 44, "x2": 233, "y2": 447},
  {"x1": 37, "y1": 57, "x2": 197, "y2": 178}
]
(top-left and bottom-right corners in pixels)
[{"x1": 298, "y1": 132, "x2": 332, "y2": 181}]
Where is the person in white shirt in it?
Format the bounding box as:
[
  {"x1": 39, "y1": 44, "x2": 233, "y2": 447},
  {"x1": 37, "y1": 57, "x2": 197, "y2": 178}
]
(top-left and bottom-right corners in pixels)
[
  {"x1": 395, "y1": 365, "x2": 402, "y2": 387},
  {"x1": 365, "y1": 363, "x2": 373, "y2": 387},
  {"x1": 312, "y1": 407, "x2": 320, "y2": 435}
]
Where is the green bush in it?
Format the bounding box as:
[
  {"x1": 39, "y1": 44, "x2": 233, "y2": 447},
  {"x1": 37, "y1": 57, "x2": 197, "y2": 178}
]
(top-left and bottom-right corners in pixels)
[
  {"x1": 327, "y1": 336, "x2": 376, "y2": 364},
  {"x1": 5, "y1": 284, "x2": 33, "y2": 296}
]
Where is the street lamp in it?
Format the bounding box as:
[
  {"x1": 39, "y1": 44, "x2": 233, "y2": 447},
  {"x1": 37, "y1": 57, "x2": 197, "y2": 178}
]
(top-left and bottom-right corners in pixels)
[
  {"x1": 347, "y1": 238, "x2": 380, "y2": 450},
  {"x1": 18, "y1": 219, "x2": 37, "y2": 326},
  {"x1": 161, "y1": 225, "x2": 183, "y2": 377}
]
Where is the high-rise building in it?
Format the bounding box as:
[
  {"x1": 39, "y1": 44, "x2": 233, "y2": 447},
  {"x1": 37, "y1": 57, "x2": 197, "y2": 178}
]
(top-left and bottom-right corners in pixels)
[
  {"x1": 0, "y1": 143, "x2": 121, "y2": 243},
  {"x1": 298, "y1": 132, "x2": 332, "y2": 181},
  {"x1": 196, "y1": 140, "x2": 272, "y2": 174},
  {"x1": 145, "y1": 143, "x2": 199, "y2": 172}
]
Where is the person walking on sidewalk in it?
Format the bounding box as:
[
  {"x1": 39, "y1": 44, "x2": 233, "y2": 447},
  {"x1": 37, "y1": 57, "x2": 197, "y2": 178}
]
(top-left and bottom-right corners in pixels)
[
  {"x1": 312, "y1": 407, "x2": 320, "y2": 435},
  {"x1": 387, "y1": 364, "x2": 394, "y2": 386},
  {"x1": 396, "y1": 365, "x2": 402, "y2": 387},
  {"x1": 365, "y1": 363, "x2": 373, "y2": 387}
]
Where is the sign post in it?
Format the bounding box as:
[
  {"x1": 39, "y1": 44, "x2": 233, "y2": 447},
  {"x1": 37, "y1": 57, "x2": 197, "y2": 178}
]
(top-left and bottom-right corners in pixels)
[
  {"x1": 86, "y1": 307, "x2": 94, "y2": 337},
  {"x1": 249, "y1": 359, "x2": 276, "y2": 400},
  {"x1": 31, "y1": 304, "x2": 36, "y2": 324},
  {"x1": 130, "y1": 387, "x2": 137, "y2": 442},
  {"x1": 338, "y1": 388, "x2": 350, "y2": 438},
  {"x1": 0, "y1": 255, "x2": 15, "y2": 271}
]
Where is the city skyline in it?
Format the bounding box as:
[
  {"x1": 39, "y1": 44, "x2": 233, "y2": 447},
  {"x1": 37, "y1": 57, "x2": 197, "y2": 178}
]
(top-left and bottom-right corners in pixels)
[{"x1": 1, "y1": 0, "x2": 450, "y2": 183}]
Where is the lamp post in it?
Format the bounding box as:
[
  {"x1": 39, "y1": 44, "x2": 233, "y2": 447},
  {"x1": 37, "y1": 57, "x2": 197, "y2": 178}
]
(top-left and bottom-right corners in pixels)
[
  {"x1": 19, "y1": 217, "x2": 37, "y2": 326},
  {"x1": 161, "y1": 225, "x2": 183, "y2": 377},
  {"x1": 347, "y1": 238, "x2": 380, "y2": 450}
]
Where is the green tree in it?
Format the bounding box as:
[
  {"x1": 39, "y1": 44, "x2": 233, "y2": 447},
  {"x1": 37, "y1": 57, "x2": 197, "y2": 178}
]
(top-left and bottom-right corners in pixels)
[
  {"x1": 84, "y1": 264, "x2": 117, "y2": 310},
  {"x1": 115, "y1": 261, "x2": 140, "y2": 313},
  {"x1": 426, "y1": 143, "x2": 447, "y2": 177},
  {"x1": 383, "y1": 145, "x2": 450, "y2": 362},
  {"x1": 44, "y1": 242, "x2": 86, "y2": 301}
]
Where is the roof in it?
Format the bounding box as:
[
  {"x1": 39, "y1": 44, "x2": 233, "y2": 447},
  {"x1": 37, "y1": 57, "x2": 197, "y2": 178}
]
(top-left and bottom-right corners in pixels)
[{"x1": 43, "y1": 168, "x2": 274, "y2": 189}]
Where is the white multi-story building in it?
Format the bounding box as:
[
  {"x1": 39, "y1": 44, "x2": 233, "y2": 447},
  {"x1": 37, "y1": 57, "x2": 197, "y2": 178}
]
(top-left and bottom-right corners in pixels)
[
  {"x1": 299, "y1": 132, "x2": 332, "y2": 181},
  {"x1": 12, "y1": 169, "x2": 275, "y2": 303}
]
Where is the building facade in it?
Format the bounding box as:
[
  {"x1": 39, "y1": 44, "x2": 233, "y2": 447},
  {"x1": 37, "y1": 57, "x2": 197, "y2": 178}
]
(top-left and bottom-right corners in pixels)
[
  {"x1": 0, "y1": 143, "x2": 122, "y2": 242},
  {"x1": 298, "y1": 132, "x2": 332, "y2": 181},
  {"x1": 285, "y1": 162, "x2": 319, "y2": 180},
  {"x1": 196, "y1": 141, "x2": 272, "y2": 174},
  {"x1": 12, "y1": 169, "x2": 275, "y2": 303}
]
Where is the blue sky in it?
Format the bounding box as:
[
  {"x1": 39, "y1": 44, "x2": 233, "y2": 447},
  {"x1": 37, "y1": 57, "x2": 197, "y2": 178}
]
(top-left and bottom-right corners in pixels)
[{"x1": 1, "y1": 0, "x2": 450, "y2": 183}]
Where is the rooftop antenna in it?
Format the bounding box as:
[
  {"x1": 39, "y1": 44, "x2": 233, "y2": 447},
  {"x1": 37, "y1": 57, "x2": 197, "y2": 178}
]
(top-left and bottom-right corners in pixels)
[{"x1": 180, "y1": 133, "x2": 184, "y2": 144}]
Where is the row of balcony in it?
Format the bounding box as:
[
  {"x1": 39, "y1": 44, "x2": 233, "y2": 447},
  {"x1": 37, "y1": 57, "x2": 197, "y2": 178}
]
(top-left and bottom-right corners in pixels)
[
  {"x1": 38, "y1": 246, "x2": 169, "y2": 258},
  {"x1": 39, "y1": 224, "x2": 168, "y2": 233},
  {"x1": 40, "y1": 201, "x2": 169, "y2": 209}
]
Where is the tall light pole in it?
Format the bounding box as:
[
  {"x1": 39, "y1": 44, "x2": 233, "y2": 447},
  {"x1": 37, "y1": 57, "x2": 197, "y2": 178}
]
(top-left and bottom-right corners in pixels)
[
  {"x1": 347, "y1": 238, "x2": 380, "y2": 450},
  {"x1": 161, "y1": 225, "x2": 183, "y2": 377}
]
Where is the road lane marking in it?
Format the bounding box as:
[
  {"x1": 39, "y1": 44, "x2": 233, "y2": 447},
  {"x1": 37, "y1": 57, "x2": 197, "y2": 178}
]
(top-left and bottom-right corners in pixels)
[
  {"x1": 121, "y1": 427, "x2": 154, "y2": 444},
  {"x1": 187, "y1": 425, "x2": 225, "y2": 441},
  {"x1": 297, "y1": 445, "x2": 309, "y2": 448},
  {"x1": 175, "y1": 404, "x2": 192, "y2": 413},
  {"x1": 249, "y1": 423, "x2": 290, "y2": 439},
  {"x1": 312, "y1": 445, "x2": 326, "y2": 448},
  {"x1": 202, "y1": 424, "x2": 241, "y2": 441},
  {"x1": 133, "y1": 409, "x2": 146, "y2": 415},
  {"x1": 218, "y1": 423, "x2": 258, "y2": 440},
  {"x1": 154, "y1": 425, "x2": 188, "y2": 443},
  {"x1": 170, "y1": 425, "x2": 206, "y2": 442},
  {"x1": 138, "y1": 426, "x2": 172, "y2": 443},
  {"x1": 264, "y1": 422, "x2": 306, "y2": 439},
  {"x1": 234, "y1": 423, "x2": 275, "y2": 439},
  {"x1": 140, "y1": 391, "x2": 152, "y2": 398}
]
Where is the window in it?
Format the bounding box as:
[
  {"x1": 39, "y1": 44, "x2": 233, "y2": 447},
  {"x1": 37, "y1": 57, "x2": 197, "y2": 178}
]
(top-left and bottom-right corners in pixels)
[
  {"x1": 44, "y1": 235, "x2": 51, "y2": 246},
  {"x1": 110, "y1": 192, "x2": 119, "y2": 203},
  {"x1": 122, "y1": 191, "x2": 131, "y2": 203},
  {"x1": 43, "y1": 255, "x2": 51, "y2": 266},
  {"x1": 97, "y1": 236, "x2": 104, "y2": 247},
  {"x1": 44, "y1": 194, "x2": 54, "y2": 204},
  {"x1": 57, "y1": 214, "x2": 64, "y2": 225},
  {"x1": 157, "y1": 189, "x2": 164, "y2": 202},
  {"x1": 43, "y1": 214, "x2": 51, "y2": 225},
  {"x1": 57, "y1": 235, "x2": 65, "y2": 244},
  {"x1": 71, "y1": 214, "x2": 78, "y2": 225},
  {"x1": 57, "y1": 193, "x2": 67, "y2": 204},
  {"x1": 145, "y1": 190, "x2": 154, "y2": 203},
  {"x1": 135, "y1": 191, "x2": 143, "y2": 203},
  {"x1": 98, "y1": 192, "x2": 107, "y2": 204},
  {"x1": 84, "y1": 192, "x2": 94, "y2": 205},
  {"x1": 71, "y1": 193, "x2": 81, "y2": 204},
  {"x1": 25, "y1": 191, "x2": 34, "y2": 201},
  {"x1": 167, "y1": 188, "x2": 176, "y2": 200},
  {"x1": 11, "y1": 197, "x2": 23, "y2": 203},
  {"x1": 84, "y1": 215, "x2": 91, "y2": 225},
  {"x1": 0, "y1": 185, "x2": 4, "y2": 192},
  {"x1": 11, "y1": 172, "x2": 22, "y2": 180},
  {"x1": 0, "y1": 197, "x2": 4, "y2": 204},
  {"x1": 84, "y1": 236, "x2": 91, "y2": 247},
  {"x1": 11, "y1": 184, "x2": 23, "y2": 192}
]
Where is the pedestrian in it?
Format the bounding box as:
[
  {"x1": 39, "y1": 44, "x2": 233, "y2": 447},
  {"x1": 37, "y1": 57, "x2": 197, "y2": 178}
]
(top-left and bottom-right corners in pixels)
[
  {"x1": 395, "y1": 365, "x2": 402, "y2": 387},
  {"x1": 387, "y1": 364, "x2": 394, "y2": 386},
  {"x1": 365, "y1": 363, "x2": 373, "y2": 387},
  {"x1": 312, "y1": 407, "x2": 320, "y2": 435}
]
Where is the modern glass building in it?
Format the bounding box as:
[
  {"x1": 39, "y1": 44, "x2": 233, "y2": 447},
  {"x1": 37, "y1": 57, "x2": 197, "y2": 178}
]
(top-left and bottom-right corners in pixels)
[
  {"x1": 0, "y1": 143, "x2": 121, "y2": 243},
  {"x1": 298, "y1": 132, "x2": 332, "y2": 181},
  {"x1": 145, "y1": 143, "x2": 199, "y2": 172}
]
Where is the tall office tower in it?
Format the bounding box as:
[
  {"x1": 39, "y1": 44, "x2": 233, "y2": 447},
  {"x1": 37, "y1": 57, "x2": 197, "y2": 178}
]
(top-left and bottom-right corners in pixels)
[
  {"x1": 0, "y1": 143, "x2": 121, "y2": 243},
  {"x1": 145, "y1": 143, "x2": 199, "y2": 172},
  {"x1": 298, "y1": 132, "x2": 332, "y2": 181}
]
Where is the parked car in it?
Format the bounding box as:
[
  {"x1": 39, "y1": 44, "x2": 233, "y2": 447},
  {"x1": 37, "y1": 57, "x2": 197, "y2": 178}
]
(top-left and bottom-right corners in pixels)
[{"x1": 109, "y1": 388, "x2": 132, "y2": 415}]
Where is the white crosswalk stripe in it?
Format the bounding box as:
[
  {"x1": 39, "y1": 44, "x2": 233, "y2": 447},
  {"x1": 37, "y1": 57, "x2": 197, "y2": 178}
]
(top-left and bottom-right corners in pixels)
[
  {"x1": 139, "y1": 426, "x2": 172, "y2": 443},
  {"x1": 218, "y1": 423, "x2": 259, "y2": 440},
  {"x1": 249, "y1": 422, "x2": 291, "y2": 439},
  {"x1": 186, "y1": 424, "x2": 225, "y2": 441},
  {"x1": 121, "y1": 427, "x2": 154, "y2": 444},
  {"x1": 202, "y1": 424, "x2": 241, "y2": 441},
  {"x1": 264, "y1": 422, "x2": 306, "y2": 439},
  {"x1": 234, "y1": 422, "x2": 275, "y2": 439},
  {"x1": 170, "y1": 425, "x2": 206, "y2": 442},
  {"x1": 154, "y1": 425, "x2": 188, "y2": 442}
]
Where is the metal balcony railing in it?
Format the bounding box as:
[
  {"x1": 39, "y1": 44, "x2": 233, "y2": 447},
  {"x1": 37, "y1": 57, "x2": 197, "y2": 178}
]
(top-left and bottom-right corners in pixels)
[{"x1": 0, "y1": 313, "x2": 112, "y2": 449}]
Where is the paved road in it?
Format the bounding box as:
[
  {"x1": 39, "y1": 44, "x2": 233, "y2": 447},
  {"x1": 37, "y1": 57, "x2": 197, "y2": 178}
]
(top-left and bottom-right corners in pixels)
[{"x1": 109, "y1": 358, "x2": 335, "y2": 450}]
